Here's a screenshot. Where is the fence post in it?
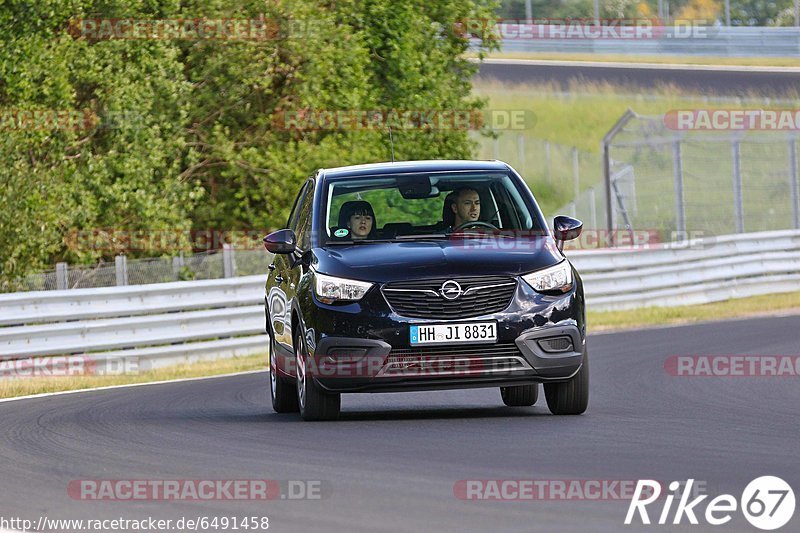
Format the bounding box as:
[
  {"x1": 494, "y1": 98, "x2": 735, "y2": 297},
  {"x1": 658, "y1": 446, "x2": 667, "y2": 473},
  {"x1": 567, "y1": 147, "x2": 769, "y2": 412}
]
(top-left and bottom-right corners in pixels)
[
  {"x1": 516, "y1": 134, "x2": 525, "y2": 175},
  {"x1": 115, "y1": 255, "x2": 128, "y2": 286},
  {"x1": 572, "y1": 147, "x2": 580, "y2": 202},
  {"x1": 790, "y1": 137, "x2": 799, "y2": 230},
  {"x1": 603, "y1": 142, "x2": 613, "y2": 238},
  {"x1": 56, "y1": 262, "x2": 68, "y2": 290},
  {"x1": 732, "y1": 139, "x2": 744, "y2": 233},
  {"x1": 223, "y1": 244, "x2": 236, "y2": 278},
  {"x1": 172, "y1": 253, "x2": 185, "y2": 279},
  {"x1": 588, "y1": 187, "x2": 597, "y2": 231},
  {"x1": 602, "y1": 109, "x2": 636, "y2": 246},
  {"x1": 672, "y1": 139, "x2": 686, "y2": 235}
]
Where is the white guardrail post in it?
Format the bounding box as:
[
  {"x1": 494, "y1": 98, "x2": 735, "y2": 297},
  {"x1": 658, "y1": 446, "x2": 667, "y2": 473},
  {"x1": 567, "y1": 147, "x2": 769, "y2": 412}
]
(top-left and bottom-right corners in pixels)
[{"x1": 115, "y1": 255, "x2": 128, "y2": 286}]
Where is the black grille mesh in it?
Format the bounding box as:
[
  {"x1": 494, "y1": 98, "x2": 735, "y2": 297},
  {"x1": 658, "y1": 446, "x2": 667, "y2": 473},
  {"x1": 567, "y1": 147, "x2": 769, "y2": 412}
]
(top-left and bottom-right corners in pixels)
[
  {"x1": 383, "y1": 343, "x2": 527, "y2": 375},
  {"x1": 382, "y1": 276, "x2": 516, "y2": 319}
]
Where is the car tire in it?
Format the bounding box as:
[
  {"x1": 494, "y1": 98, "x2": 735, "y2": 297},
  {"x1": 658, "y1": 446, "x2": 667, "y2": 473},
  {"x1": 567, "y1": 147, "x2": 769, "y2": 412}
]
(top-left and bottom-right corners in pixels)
[
  {"x1": 544, "y1": 349, "x2": 589, "y2": 415},
  {"x1": 269, "y1": 329, "x2": 299, "y2": 413},
  {"x1": 294, "y1": 330, "x2": 340, "y2": 421},
  {"x1": 500, "y1": 384, "x2": 538, "y2": 406}
]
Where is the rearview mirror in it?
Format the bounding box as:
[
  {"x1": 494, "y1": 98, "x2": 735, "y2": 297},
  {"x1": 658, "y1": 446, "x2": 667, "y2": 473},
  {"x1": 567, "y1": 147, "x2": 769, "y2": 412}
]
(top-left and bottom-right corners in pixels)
[
  {"x1": 553, "y1": 215, "x2": 583, "y2": 252},
  {"x1": 399, "y1": 176, "x2": 438, "y2": 199},
  {"x1": 263, "y1": 229, "x2": 297, "y2": 254}
]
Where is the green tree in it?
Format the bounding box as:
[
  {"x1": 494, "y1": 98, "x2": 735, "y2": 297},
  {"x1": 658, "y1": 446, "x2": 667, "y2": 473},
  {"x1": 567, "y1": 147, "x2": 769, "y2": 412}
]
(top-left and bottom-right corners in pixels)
[
  {"x1": 0, "y1": 0, "x2": 499, "y2": 288},
  {"x1": 0, "y1": 0, "x2": 196, "y2": 288}
]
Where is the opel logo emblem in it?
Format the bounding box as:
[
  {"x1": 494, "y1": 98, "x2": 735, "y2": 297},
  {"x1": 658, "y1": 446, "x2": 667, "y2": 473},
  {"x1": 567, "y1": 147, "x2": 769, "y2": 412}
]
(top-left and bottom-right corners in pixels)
[{"x1": 439, "y1": 280, "x2": 463, "y2": 300}]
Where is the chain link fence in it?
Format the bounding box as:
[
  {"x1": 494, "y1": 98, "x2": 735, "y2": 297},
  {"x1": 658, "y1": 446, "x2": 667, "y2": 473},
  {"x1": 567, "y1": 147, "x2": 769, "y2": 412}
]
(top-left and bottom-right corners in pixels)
[
  {"x1": 15, "y1": 248, "x2": 271, "y2": 292},
  {"x1": 473, "y1": 132, "x2": 604, "y2": 221},
  {"x1": 586, "y1": 111, "x2": 800, "y2": 241}
]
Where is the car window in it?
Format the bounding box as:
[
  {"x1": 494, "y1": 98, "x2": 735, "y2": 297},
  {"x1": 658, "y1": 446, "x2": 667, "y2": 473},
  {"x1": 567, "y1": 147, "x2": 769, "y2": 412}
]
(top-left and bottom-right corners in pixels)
[
  {"x1": 295, "y1": 181, "x2": 315, "y2": 250},
  {"x1": 330, "y1": 188, "x2": 445, "y2": 228},
  {"x1": 323, "y1": 172, "x2": 543, "y2": 243},
  {"x1": 287, "y1": 181, "x2": 311, "y2": 232}
]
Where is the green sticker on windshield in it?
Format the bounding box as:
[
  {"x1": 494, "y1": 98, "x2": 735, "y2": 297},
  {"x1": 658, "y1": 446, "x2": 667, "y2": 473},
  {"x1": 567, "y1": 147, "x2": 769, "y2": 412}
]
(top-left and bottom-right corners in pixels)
[{"x1": 334, "y1": 228, "x2": 349, "y2": 238}]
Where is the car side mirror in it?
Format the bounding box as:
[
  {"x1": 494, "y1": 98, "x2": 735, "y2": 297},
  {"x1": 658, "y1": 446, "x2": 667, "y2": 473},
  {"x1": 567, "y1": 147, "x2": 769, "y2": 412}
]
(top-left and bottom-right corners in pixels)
[
  {"x1": 553, "y1": 215, "x2": 583, "y2": 252},
  {"x1": 263, "y1": 229, "x2": 297, "y2": 254}
]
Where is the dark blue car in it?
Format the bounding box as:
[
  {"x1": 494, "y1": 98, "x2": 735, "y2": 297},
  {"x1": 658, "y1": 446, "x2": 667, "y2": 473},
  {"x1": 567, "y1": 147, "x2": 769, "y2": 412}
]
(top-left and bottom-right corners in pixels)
[{"x1": 264, "y1": 160, "x2": 587, "y2": 420}]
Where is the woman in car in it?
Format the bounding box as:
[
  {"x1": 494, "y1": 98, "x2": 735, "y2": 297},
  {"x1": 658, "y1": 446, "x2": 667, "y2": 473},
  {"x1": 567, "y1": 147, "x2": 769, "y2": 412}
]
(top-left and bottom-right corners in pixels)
[{"x1": 339, "y1": 200, "x2": 377, "y2": 240}]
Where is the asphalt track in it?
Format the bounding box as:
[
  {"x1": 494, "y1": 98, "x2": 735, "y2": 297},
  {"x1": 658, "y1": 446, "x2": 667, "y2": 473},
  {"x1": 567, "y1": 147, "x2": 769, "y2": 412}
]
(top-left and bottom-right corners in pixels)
[
  {"x1": 476, "y1": 59, "x2": 800, "y2": 95},
  {"x1": 0, "y1": 315, "x2": 798, "y2": 532}
]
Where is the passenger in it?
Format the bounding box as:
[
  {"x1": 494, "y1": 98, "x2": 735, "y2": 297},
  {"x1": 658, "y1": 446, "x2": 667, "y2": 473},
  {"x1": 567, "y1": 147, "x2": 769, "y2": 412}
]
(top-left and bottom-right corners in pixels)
[{"x1": 338, "y1": 200, "x2": 377, "y2": 240}]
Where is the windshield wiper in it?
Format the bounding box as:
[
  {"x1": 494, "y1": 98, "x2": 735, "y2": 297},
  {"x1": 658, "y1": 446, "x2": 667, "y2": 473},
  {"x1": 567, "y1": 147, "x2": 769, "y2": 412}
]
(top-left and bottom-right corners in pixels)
[
  {"x1": 444, "y1": 229, "x2": 516, "y2": 238},
  {"x1": 325, "y1": 239, "x2": 395, "y2": 245},
  {"x1": 394, "y1": 233, "x2": 448, "y2": 240}
]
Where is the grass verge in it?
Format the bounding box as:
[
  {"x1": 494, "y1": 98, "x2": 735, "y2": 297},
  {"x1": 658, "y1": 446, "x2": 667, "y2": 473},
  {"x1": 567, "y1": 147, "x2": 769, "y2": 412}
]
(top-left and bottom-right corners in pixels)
[
  {"x1": 471, "y1": 79, "x2": 800, "y2": 216},
  {"x1": 473, "y1": 52, "x2": 800, "y2": 68},
  {"x1": 0, "y1": 353, "x2": 267, "y2": 400},
  {"x1": 472, "y1": 79, "x2": 800, "y2": 154},
  {"x1": 588, "y1": 291, "x2": 800, "y2": 332}
]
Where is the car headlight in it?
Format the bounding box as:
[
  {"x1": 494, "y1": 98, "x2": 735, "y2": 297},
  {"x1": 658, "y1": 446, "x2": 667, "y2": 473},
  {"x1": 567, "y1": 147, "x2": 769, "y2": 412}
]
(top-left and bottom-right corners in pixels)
[
  {"x1": 522, "y1": 260, "x2": 573, "y2": 294},
  {"x1": 314, "y1": 272, "x2": 373, "y2": 303}
]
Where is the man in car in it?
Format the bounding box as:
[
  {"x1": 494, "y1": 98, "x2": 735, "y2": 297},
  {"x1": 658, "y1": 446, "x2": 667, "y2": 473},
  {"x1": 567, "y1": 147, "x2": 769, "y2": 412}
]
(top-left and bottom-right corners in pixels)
[{"x1": 450, "y1": 187, "x2": 481, "y2": 228}]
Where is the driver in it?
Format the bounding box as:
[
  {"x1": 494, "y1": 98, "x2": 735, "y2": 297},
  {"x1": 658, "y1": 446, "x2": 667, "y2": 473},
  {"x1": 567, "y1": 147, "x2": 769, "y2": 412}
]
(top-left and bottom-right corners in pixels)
[{"x1": 450, "y1": 187, "x2": 481, "y2": 227}]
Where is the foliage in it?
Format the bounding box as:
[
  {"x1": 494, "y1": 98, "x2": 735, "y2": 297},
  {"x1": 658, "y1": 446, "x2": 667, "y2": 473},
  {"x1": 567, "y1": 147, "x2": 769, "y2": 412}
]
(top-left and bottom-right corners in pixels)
[
  {"x1": 675, "y1": 0, "x2": 721, "y2": 21},
  {"x1": 729, "y1": 0, "x2": 796, "y2": 25},
  {"x1": 0, "y1": 0, "x2": 498, "y2": 287}
]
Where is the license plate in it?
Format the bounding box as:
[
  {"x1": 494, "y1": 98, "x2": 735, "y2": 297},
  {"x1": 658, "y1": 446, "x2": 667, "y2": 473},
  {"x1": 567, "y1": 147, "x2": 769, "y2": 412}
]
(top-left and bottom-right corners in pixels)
[{"x1": 410, "y1": 322, "x2": 497, "y2": 345}]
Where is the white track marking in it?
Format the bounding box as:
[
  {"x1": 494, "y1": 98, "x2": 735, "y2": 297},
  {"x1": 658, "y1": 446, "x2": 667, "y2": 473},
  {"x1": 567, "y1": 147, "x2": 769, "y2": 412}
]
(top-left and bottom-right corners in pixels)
[{"x1": 0, "y1": 370, "x2": 267, "y2": 404}]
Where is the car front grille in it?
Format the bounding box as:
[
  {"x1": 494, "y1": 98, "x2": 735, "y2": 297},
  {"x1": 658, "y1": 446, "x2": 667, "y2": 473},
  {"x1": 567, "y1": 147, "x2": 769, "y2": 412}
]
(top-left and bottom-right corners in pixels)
[
  {"x1": 377, "y1": 343, "x2": 531, "y2": 377},
  {"x1": 381, "y1": 276, "x2": 517, "y2": 319}
]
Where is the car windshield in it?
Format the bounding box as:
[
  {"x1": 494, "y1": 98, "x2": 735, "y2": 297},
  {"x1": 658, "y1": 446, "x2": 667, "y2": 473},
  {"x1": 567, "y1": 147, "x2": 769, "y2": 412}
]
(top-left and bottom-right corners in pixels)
[{"x1": 322, "y1": 171, "x2": 545, "y2": 244}]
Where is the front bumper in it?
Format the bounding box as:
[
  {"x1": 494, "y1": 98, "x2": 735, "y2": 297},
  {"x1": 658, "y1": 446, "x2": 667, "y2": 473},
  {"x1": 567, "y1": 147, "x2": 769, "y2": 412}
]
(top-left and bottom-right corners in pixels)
[{"x1": 298, "y1": 274, "x2": 586, "y2": 393}]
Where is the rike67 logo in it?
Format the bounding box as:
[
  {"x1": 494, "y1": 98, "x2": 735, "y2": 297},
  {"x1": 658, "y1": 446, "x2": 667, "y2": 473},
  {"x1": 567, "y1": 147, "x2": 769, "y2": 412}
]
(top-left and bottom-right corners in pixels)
[{"x1": 625, "y1": 477, "x2": 795, "y2": 530}]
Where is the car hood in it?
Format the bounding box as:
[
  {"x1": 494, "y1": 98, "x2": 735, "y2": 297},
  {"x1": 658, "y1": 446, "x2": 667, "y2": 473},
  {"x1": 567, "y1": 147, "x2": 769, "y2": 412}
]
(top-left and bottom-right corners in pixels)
[{"x1": 313, "y1": 237, "x2": 565, "y2": 283}]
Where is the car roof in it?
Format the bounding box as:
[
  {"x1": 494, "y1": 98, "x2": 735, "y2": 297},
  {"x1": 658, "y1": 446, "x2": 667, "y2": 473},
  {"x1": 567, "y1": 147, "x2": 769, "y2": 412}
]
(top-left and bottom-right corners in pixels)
[{"x1": 319, "y1": 160, "x2": 511, "y2": 179}]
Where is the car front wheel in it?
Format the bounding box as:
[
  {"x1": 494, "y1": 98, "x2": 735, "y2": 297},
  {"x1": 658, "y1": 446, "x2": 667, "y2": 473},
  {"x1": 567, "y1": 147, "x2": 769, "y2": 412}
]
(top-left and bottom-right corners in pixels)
[
  {"x1": 543, "y1": 349, "x2": 589, "y2": 415},
  {"x1": 500, "y1": 383, "x2": 538, "y2": 406},
  {"x1": 269, "y1": 330, "x2": 299, "y2": 413},
  {"x1": 294, "y1": 330, "x2": 341, "y2": 421}
]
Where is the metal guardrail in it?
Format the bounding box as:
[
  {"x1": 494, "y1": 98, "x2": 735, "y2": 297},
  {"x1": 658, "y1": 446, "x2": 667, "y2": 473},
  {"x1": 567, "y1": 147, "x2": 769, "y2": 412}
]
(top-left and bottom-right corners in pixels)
[
  {"x1": 570, "y1": 229, "x2": 800, "y2": 309},
  {"x1": 0, "y1": 275, "x2": 268, "y2": 372},
  {"x1": 0, "y1": 229, "x2": 797, "y2": 375},
  {"x1": 0, "y1": 275, "x2": 266, "y2": 326}
]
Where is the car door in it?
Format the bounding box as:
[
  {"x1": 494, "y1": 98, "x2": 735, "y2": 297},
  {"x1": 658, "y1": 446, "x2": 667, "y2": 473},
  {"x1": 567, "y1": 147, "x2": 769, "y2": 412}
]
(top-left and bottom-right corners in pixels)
[
  {"x1": 284, "y1": 178, "x2": 316, "y2": 352},
  {"x1": 268, "y1": 180, "x2": 312, "y2": 353}
]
